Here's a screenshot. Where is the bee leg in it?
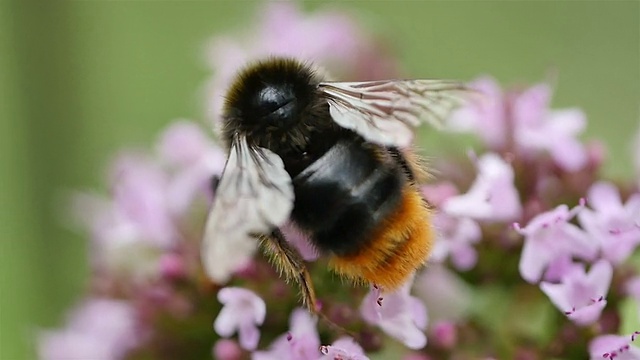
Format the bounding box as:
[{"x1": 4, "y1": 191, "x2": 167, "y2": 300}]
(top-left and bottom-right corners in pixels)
[
  {"x1": 260, "y1": 228, "x2": 319, "y2": 314},
  {"x1": 261, "y1": 229, "x2": 354, "y2": 336}
]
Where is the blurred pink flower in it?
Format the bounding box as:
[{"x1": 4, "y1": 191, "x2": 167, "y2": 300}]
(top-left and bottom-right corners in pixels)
[
  {"x1": 158, "y1": 121, "x2": 226, "y2": 214},
  {"x1": 512, "y1": 84, "x2": 588, "y2": 172},
  {"x1": 320, "y1": 337, "x2": 369, "y2": 360},
  {"x1": 361, "y1": 280, "x2": 428, "y2": 349},
  {"x1": 252, "y1": 308, "x2": 320, "y2": 360},
  {"x1": 421, "y1": 182, "x2": 458, "y2": 208},
  {"x1": 413, "y1": 265, "x2": 473, "y2": 323},
  {"x1": 578, "y1": 181, "x2": 640, "y2": 265},
  {"x1": 542, "y1": 255, "x2": 583, "y2": 283},
  {"x1": 431, "y1": 321, "x2": 458, "y2": 349},
  {"x1": 515, "y1": 201, "x2": 598, "y2": 283},
  {"x1": 213, "y1": 339, "x2": 243, "y2": 360},
  {"x1": 403, "y1": 354, "x2": 432, "y2": 360},
  {"x1": 158, "y1": 252, "x2": 186, "y2": 280},
  {"x1": 281, "y1": 223, "x2": 320, "y2": 262},
  {"x1": 214, "y1": 287, "x2": 266, "y2": 351},
  {"x1": 443, "y1": 153, "x2": 522, "y2": 222},
  {"x1": 589, "y1": 333, "x2": 640, "y2": 360},
  {"x1": 72, "y1": 121, "x2": 225, "y2": 280},
  {"x1": 71, "y1": 154, "x2": 175, "y2": 267},
  {"x1": 319, "y1": 337, "x2": 369, "y2": 360},
  {"x1": 204, "y1": 1, "x2": 397, "y2": 126},
  {"x1": 422, "y1": 183, "x2": 482, "y2": 270},
  {"x1": 430, "y1": 215, "x2": 481, "y2": 271},
  {"x1": 540, "y1": 260, "x2": 612, "y2": 326},
  {"x1": 158, "y1": 120, "x2": 216, "y2": 166},
  {"x1": 38, "y1": 298, "x2": 140, "y2": 360},
  {"x1": 109, "y1": 154, "x2": 176, "y2": 248},
  {"x1": 519, "y1": 114, "x2": 588, "y2": 172},
  {"x1": 72, "y1": 159, "x2": 174, "y2": 279},
  {"x1": 447, "y1": 78, "x2": 588, "y2": 172},
  {"x1": 446, "y1": 76, "x2": 508, "y2": 148}
]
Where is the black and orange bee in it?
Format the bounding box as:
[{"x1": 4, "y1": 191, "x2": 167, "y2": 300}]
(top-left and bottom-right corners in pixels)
[{"x1": 202, "y1": 57, "x2": 468, "y2": 314}]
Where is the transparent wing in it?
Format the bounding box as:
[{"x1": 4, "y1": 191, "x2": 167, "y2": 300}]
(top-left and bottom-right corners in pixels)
[
  {"x1": 201, "y1": 136, "x2": 294, "y2": 283},
  {"x1": 319, "y1": 79, "x2": 469, "y2": 148}
]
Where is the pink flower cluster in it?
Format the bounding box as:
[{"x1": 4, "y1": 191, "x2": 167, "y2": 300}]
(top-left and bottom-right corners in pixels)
[
  {"x1": 441, "y1": 76, "x2": 640, "y2": 357},
  {"x1": 38, "y1": 2, "x2": 640, "y2": 360},
  {"x1": 40, "y1": 120, "x2": 227, "y2": 359}
]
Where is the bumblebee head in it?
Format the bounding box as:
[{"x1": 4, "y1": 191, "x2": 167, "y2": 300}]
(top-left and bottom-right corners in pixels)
[{"x1": 222, "y1": 58, "x2": 318, "y2": 142}]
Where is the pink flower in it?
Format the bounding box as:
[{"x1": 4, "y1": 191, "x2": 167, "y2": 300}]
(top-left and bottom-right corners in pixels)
[
  {"x1": 446, "y1": 77, "x2": 508, "y2": 148},
  {"x1": 447, "y1": 78, "x2": 589, "y2": 172},
  {"x1": 77, "y1": 154, "x2": 176, "y2": 252},
  {"x1": 512, "y1": 84, "x2": 588, "y2": 172},
  {"x1": 252, "y1": 308, "x2": 320, "y2": 360},
  {"x1": 360, "y1": 279, "x2": 428, "y2": 349},
  {"x1": 158, "y1": 252, "x2": 186, "y2": 280},
  {"x1": 540, "y1": 260, "x2": 613, "y2": 326},
  {"x1": 72, "y1": 155, "x2": 177, "y2": 279},
  {"x1": 157, "y1": 121, "x2": 226, "y2": 214},
  {"x1": 72, "y1": 121, "x2": 225, "y2": 279},
  {"x1": 158, "y1": 120, "x2": 216, "y2": 166},
  {"x1": 413, "y1": 265, "x2": 473, "y2": 323},
  {"x1": 431, "y1": 321, "x2": 458, "y2": 349},
  {"x1": 38, "y1": 298, "x2": 140, "y2": 360},
  {"x1": 281, "y1": 223, "x2": 319, "y2": 262},
  {"x1": 422, "y1": 183, "x2": 481, "y2": 270},
  {"x1": 402, "y1": 354, "x2": 432, "y2": 360},
  {"x1": 515, "y1": 201, "x2": 597, "y2": 283},
  {"x1": 320, "y1": 337, "x2": 369, "y2": 360},
  {"x1": 421, "y1": 182, "x2": 458, "y2": 208},
  {"x1": 589, "y1": 333, "x2": 640, "y2": 360},
  {"x1": 542, "y1": 255, "x2": 584, "y2": 283},
  {"x1": 443, "y1": 153, "x2": 522, "y2": 222},
  {"x1": 214, "y1": 287, "x2": 266, "y2": 351},
  {"x1": 578, "y1": 181, "x2": 640, "y2": 265},
  {"x1": 204, "y1": 1, "x2": 397, "y2": 126},
  {"x1": 430, "y1": 215, "x2": 481, "y2": 270},
  {"x1": 213, "y1": 339, "x2": 243, "y2": 360},
  {"x1": 109, "y1": 154, "x2": 176, "y2": 248}
]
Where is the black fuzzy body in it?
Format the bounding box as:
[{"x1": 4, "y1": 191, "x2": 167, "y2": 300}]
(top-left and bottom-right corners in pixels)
[{"x1": 222, "y1": 58, "x2": 408, "y2": 256}]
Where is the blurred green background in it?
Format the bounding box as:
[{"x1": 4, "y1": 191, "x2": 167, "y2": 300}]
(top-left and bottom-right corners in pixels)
[{"x1": 1, "y1": 1, "x2": 638, "y2": 358}]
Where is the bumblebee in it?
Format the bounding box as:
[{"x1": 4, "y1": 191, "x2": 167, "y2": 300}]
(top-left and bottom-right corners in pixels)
[{"x1": 202, "y1": 57, "x2": 467, "y2": 314}]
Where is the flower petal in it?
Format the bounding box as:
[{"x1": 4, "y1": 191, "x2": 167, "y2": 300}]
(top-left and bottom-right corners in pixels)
[
  {"x1": 550, "y1": 137, "x2": 588, "y2": 172},
  {"x1": 588, "y1": 182, "x2": 623, "y2": 213},
  {"x1": 519, "y1": 237, "x2": 554, "y2": 283},
  {"x1": 214, "y1": 307, "x2": 237, "y2": 337},
  {"x1": 238, "y1": 322, "x2": 260, "y2": 351},
  {"x1": 586, "y1": 260, "x2": 614, "y2": 298}
]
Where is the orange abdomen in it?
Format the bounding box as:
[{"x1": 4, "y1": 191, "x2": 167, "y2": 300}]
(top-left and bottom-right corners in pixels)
[{"x1": 329, "y1": 186, "x2": 434, "y2": 290}]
